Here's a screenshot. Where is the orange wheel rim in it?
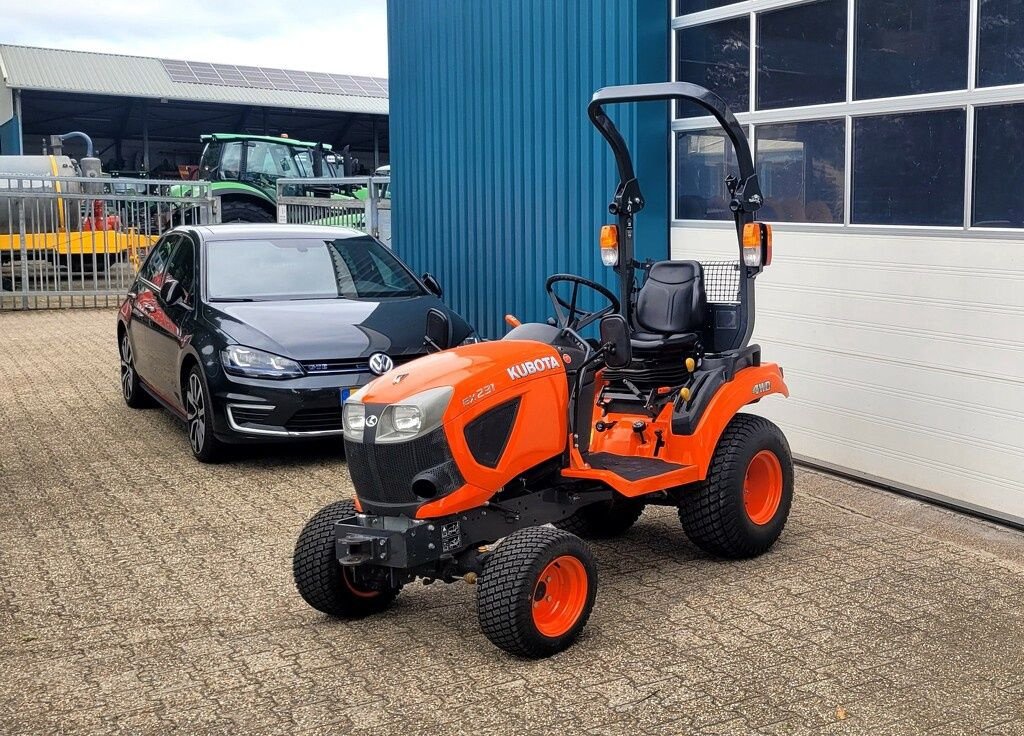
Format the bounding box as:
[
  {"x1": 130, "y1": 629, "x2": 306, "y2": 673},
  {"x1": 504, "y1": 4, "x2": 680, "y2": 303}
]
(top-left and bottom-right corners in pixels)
[
  {"x1": 531, "y1": 555, "x2": 588, "y2": 638},
  {"x1": 341, "y1": 568, "x2": 380, "y2": 599},
  {"x1": 744, "y1": 450, "x2": 783, "y2": 525}
]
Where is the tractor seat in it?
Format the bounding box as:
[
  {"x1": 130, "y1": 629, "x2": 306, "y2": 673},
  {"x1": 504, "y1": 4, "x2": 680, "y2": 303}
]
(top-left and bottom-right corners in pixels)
[
  {"x1": 630, "y1": 330, "x2": 700, "y2": 351},
  {"x1": 631, "y1": 260, "x2": 707, "y2": 353}
]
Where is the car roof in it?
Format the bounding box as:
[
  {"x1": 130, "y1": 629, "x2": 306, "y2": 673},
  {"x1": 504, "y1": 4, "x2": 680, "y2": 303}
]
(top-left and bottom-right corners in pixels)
[
  {"x1": 200, "y1": 133, "x2": 330, "y2": 150},
  {"x1": 185, "y1": 224, "x2": 368, "y2": 241}
]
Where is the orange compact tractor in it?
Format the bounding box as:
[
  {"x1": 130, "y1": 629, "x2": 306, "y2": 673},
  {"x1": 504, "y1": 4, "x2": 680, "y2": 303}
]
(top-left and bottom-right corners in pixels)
[{"x1": 294, "y1": 82, "x2": 792, "y2": 658}]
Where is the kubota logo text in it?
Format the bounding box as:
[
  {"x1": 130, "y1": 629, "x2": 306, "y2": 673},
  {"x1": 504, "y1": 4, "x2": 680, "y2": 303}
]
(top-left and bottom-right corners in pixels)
[{"x1": 507, "y1": 356, "x2": 561, "y2": 380}]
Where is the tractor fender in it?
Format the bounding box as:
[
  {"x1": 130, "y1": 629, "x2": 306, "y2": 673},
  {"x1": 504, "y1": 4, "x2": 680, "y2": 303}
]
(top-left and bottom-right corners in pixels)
[
  {"x1": 210, "y1": 183, "x2": 275, "y2": 206},
  {"x1": 690, "y1": 363, "x2": 788, "y2": 477}
]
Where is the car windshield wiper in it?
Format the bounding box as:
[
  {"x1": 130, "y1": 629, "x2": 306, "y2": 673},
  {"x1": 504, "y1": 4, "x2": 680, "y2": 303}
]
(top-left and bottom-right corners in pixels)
[{"x1": 210, "y1": 297, "x2": 256, "y2": 302}]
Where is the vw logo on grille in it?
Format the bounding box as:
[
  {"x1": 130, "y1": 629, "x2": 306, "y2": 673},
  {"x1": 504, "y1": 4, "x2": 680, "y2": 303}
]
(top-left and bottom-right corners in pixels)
[{"x1": 368, "y1": 352, "x2": 394, "y2": 375}]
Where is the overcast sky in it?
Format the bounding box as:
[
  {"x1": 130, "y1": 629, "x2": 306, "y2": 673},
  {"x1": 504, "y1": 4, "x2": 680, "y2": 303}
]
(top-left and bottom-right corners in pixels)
[{"x1": 2, "y1": 0, "x2": 390, "y2": 77}]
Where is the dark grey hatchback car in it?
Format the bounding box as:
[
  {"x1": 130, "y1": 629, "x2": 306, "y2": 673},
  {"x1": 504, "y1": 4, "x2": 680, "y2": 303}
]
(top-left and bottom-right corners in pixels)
[{"x1": 117, "y1": 224, "x2": 474, "y2": 462}]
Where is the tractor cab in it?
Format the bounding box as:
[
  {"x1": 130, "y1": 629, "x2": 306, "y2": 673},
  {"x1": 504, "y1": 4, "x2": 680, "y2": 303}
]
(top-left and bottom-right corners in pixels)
[{"x1": 197, "y1": 134, "x2": 357, "y2": 222}]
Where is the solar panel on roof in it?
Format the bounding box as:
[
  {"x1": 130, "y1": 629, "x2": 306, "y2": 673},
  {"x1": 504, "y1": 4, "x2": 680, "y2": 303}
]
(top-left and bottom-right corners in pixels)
[{"x1": 159, "y1": 58, "x2": 388, "y2": 98}]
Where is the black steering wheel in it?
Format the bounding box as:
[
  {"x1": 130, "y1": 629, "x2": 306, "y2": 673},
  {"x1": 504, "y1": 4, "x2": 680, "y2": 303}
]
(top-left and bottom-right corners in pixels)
[{"x1": 545, "y1": 274, "x2": 620, "y2": 332}]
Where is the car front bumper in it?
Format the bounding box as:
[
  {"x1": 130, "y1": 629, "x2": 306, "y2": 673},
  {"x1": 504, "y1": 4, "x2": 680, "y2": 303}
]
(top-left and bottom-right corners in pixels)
[{"x1": 207, "y1": 370, "x2": 375, "y2": 441}]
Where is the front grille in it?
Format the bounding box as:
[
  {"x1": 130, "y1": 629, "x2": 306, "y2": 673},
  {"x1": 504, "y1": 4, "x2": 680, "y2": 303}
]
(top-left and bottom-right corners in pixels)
[
  {"x1": 345, "y1": 427, "x2": 463, "y2": 507},
  {"x1": 301, "y1": 358, "x2": 368, "y2": 375},
  {"x1": 285, "y1": 407, "x2": 346, "y2": 432},
  {"x1": 301, "y1": 353, "x2": 427, "y2": 376}
]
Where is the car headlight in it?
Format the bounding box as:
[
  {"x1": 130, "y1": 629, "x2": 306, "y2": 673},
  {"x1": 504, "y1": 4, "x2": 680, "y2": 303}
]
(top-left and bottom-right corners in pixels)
[{"x1": 220, "y1": 345, "x2": 303, "y2": 379}]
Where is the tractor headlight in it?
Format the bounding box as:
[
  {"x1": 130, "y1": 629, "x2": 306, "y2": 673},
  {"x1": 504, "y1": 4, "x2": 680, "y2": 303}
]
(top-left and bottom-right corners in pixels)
[
  {"x1": 342, "y1": 402, "x2": 366, "y2": 439},
  {"x1": 391, "y1": 405, "x2": 422, "y2": 433},
  {"x1": 221, "y1": 345, "x2": 303, "y2": 379},
  {"x1": 376, "y1": 386, "x2": 453, "y2": 444}
]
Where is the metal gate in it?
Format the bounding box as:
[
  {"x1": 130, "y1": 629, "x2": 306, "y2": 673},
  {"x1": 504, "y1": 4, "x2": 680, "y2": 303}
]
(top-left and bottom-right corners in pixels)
[
  {"x1": 0, "y1": 175, "x2": 216, "y2": 310},
  {"x1": 275, "y1": 176, "x2": 391, "y2": 247}
]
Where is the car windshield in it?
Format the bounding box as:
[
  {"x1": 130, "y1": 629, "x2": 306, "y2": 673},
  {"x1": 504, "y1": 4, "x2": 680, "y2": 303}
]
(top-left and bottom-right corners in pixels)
[{"x1": 206, "y1": 236, "x2": 424, "y2": 301}]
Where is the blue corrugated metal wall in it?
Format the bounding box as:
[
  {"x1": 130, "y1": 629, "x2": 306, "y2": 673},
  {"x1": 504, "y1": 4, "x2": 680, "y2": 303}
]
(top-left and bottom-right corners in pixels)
[{"x1": 387, "y1": 0, "x2": 669, "y2": 338}]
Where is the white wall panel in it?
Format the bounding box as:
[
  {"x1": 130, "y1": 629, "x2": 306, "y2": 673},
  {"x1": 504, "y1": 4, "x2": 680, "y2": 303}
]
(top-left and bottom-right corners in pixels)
[{"x1": 673, "y1": 225, "x2": 1024, "y2": 524}]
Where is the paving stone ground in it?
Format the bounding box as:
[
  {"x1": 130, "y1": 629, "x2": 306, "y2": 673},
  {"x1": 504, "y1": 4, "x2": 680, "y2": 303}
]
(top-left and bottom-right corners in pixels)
[{"x1": 1, "y1": 308, "x2": 1023, "y2": 736}]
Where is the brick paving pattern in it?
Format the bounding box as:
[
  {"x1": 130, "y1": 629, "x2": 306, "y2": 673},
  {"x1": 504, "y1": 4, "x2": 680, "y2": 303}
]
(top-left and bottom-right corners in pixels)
[{"x1": 1, "y1": 308, "x2": 1023, "y2": 735}]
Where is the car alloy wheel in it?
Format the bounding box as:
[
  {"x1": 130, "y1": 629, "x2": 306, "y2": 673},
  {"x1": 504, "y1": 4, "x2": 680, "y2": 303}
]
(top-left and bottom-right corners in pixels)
[
  {"x1": 186, "y1": 373, "x2": 206, "y2": 454},
  {"x1": 120, "y1": 334, "x2": 135, "y2": 401}
]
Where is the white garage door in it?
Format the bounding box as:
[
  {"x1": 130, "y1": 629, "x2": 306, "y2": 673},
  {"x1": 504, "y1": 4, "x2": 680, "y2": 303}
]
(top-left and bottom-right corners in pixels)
[{"x1": 673, "y1": 226, "x2": 1024, "y2": 525}]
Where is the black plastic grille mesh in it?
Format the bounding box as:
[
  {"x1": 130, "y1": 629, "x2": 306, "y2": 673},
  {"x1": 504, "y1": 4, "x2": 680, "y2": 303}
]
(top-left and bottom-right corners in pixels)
[
  {"x1": 345, "y1": 427, "x2": 463, "y2": 506},
  {"x1": 701, "y1": 260, "x2": 742, "y2": 303}
]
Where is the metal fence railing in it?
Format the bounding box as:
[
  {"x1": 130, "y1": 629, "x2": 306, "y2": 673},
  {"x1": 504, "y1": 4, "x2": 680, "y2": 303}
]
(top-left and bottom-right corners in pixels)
[
  {"x1": 275, "y1": 176, "x2": 391, "y2": 247},
  {"x1": 0, "y1": 175, "x2": 217, "y2": 310}
]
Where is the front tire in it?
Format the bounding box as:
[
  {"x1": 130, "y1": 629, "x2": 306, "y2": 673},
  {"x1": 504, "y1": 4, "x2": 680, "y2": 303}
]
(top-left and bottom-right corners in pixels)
[
  {"x1": 477, "y1": 527, "x2": 597, "y2": 658},
  {"x1": 555, "y1": 496, "x2": 644, "y2": 538},
  {"x1": 678, "y1": 414, "x2": 794, "y2": 559},
  {"x1": 184, "y1": 365, "x2": 225, "y2": 463},
  {"x1": 293, "y1": 500, "x2": 399, "y2": 618}
]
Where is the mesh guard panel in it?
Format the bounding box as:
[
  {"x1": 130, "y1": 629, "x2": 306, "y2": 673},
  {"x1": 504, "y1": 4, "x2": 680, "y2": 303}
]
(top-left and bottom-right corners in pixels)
[
  {"x1": 700, "y1": 260, "x2": 741, "y2": 303},
  {"x1": 345, "y1": 427, "x2": 463, "y2": 508}
]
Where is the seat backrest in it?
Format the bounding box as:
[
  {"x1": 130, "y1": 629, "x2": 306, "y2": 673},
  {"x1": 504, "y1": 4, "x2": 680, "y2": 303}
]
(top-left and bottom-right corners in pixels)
[{"x1": 635, "y1": 260, "x2": 707, "y2": 335}]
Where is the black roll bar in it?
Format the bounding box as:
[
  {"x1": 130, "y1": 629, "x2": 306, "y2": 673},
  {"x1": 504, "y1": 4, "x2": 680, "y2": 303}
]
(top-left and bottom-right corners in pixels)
[{"x1": 587, "y1": 82, "x2": 763, "y2": 351}]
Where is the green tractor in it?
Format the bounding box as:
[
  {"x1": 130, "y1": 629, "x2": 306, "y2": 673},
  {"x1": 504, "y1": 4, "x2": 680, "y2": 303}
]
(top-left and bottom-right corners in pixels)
[{"x1": 195, "y1": 133, "x2": 356, "y2": 223}]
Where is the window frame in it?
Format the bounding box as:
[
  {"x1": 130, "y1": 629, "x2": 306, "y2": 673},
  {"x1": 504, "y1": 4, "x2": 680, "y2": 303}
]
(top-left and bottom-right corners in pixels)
[{"x1": 671, "y1": 0, "x2": 1024, "y2": 236}]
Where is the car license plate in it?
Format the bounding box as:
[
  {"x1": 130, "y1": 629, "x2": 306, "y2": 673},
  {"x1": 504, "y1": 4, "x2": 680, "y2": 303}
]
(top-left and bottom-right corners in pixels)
[{"x1": 340, "y1": 388, "x2": 351, "y2": 406}]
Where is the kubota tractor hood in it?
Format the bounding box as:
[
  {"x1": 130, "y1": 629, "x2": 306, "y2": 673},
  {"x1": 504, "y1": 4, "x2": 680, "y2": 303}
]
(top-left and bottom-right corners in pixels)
[{"x1": 354, "y1": 340, "x2": 567, "y2": 419}]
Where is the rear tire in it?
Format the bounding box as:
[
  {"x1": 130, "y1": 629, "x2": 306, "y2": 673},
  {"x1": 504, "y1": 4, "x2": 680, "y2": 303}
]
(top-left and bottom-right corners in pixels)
[
  {"x1": 555, "y1": 496, "x2": 644, "y2": 538},
  {"x1": 678, "y1": 414, "x2": 793, "y2": 559},
  {"x1": 119, "y1": 330, "x2": 155, "y2": 408},
  {"x1": 220, "y1": 200, "x2": 274, "y2": 223},
  {"x1": 293, "y1": 500, "x2": 399, "y2": 618},
  {"x1": 477, "y1": 526, "x2": 597, "y2": 658}
]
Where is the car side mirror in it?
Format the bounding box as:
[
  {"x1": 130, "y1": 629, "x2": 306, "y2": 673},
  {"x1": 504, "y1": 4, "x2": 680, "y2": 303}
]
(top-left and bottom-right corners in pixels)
[
  {"x1": 422, "y1": 272, "x2": 443, "y2": 298},
  {"x1": 600, "y1": 314, "x2": 631, "y2": 368},
  {"x1": 159, "y1": 278, "x2": 184, "y2": 306},
  {"x1": 424, "y1": 308, "x2": 452, "y2": 352}
]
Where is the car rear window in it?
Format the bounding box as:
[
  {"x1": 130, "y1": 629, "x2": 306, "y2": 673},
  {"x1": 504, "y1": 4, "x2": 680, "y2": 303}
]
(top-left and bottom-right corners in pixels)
[{"x1": 205, "y1": 236, "x2": 424, "y2": 301}]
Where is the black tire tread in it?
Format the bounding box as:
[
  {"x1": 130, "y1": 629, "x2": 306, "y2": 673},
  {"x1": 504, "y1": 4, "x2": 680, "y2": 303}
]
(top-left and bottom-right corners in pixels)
[
  {"x1": 678, "y1": 414, "x2": 793, "y2": 559},
  {"x1": 293, "y1": 500, "x2": 397, "y2": 618},
  {"x1": 220, "y1": 200, "x2": 275, "y2": 223},
  {"x1": 477, "y1": 526, "x2": 596, "y2": 658}
]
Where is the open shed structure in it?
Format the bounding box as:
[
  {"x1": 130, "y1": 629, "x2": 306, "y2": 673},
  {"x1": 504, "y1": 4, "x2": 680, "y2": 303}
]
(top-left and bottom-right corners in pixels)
[{"x1": 0, "y1": 44, "x2": 389, "y2": 177}]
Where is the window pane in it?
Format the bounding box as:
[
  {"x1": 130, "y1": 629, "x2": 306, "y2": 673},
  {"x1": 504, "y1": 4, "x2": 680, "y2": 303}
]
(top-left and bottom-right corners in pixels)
[
  {"x1": 755, "y1": 120, "x2": 845, "y2": 223},
  {"x1": 852, "y1": 110, "x2": 966, "y2": 226},
  {"x1": 973, "y1": 104, "x2": 1024, "y2": 227},
  {"x1": 854, "y1": 0, "x2": 969, "y2": 100},
  {"x1": 978, "y1": 0, "x2": 1024, "y2": 87},
  {"x1": 675, "y1": 128, "x2": 740, "y2": 220},
  {"x1": 757, "y1": 0, "x2": 846, "y2": 110},
  {"x1": 676, "y1": 18, "x2": 750, "y2": 118},
  {"x1": 677, "y1": 0, "x2": 742, "y2": 15}
]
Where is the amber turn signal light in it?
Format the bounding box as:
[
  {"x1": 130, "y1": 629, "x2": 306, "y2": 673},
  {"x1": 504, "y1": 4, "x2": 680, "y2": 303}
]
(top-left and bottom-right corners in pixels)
[
  {"x1": 600, "y1": 225, "x2": 619, "y2": 266},
  {"x1": 742, "y1": 222, "x2": 773, "y2": 267}
]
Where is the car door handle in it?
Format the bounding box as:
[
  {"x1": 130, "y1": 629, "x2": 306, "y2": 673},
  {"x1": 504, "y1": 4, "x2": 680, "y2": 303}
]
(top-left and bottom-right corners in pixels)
[{"x1": 141, "y1": 303, "x2": 156, "y2": 313}]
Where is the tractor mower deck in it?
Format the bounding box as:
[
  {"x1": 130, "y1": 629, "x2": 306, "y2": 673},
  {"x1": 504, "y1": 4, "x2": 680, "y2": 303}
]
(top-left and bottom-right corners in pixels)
[{"x1": 294, "y1": 82, "x2": 794, "y2": 659}]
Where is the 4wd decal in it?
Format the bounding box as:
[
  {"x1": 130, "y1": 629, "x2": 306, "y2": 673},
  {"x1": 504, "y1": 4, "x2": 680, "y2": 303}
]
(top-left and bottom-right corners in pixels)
[
  {"x1": 507, "y1": 355, "x2": 561, "y2": 381},
  {"x1": 752, "y1": 381, "x2": 772, "y2": 395}
]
